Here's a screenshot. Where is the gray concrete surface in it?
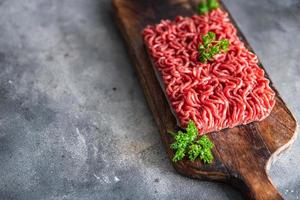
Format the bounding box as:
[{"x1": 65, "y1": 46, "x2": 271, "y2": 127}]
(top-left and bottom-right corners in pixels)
[{"x1": 0, "y1": 0, "x2": 299, "y2": 199}]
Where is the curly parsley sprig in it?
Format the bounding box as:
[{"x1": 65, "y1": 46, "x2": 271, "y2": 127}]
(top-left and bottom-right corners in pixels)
[
  {"x1": 199, "y1": 31, "x2": 229, "y2": 63},
  {"x1": 168, "y1": 120, "x2": 214, "y2": 164},
  {"x1": 198, "y1": 0, "x2": 220, "y2": 14}
]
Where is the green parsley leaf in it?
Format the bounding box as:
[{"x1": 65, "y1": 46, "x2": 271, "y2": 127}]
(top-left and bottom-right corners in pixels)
[
  {"x1": 168, "y1": 120, "x2": 214, "y2": 164},
  {"x1": 197, "y1": 135, "x2": 214, "y2": 150},
  {"x1": 198, "y1": 0, "x2": 220, "y2": 15},
  {"x1": 188, "y1": 144, "x2": 202, "y2": 162},
  {"x1": 201, "y1": 148, "x2": 214, "y2": 164},
  {"x1": 202, "y1": 31, "x2": 215, "y2": 47},
  {"x1": 172, "y1": 148, "x2": 185, "y2": 162},
  {"x1": 199, "y1": 55, "x2": 207, "y2": 63},
  {"x1": 186, "y1": 120, "x2": 198, "y2": 139},
  {"x1": 219, "y1": 39, "x2": 230, "y2": 51},
  {"x1": 207, "y1": 0, "x2": 219, "y2": 10},
  {"x1": 210, "y1": 46, "x2": 219, "y2": 55},
  {"x1": 208, "y1": 31, "x2": 216, "y2": 41},
  {"x1": 198, "y1": 2, "x2": 209, "y2": 15}
]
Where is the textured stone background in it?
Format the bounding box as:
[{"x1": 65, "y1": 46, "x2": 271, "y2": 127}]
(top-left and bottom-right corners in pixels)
[{"x1": 0, "y1": 0, "x2": 299, "y2": 199}]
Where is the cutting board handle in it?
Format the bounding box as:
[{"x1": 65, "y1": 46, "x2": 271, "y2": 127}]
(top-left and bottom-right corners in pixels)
[{"x1": 237, "y1": 169, "x2": 284, "y2": 200}]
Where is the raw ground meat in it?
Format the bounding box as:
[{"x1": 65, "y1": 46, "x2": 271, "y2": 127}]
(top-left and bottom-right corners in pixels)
[{"x1": 143, "y1": 9, "x2": 275, "y2": 135}]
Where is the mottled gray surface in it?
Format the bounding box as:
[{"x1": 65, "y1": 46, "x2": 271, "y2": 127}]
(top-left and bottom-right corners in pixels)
[{"x1": 0, "y1": 0, "x2": 299, "y2": 199}]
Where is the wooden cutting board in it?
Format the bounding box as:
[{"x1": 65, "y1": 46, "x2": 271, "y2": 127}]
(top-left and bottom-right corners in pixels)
[{"x1": 112, "y1": 0, "x2": 298, "y2": 199}]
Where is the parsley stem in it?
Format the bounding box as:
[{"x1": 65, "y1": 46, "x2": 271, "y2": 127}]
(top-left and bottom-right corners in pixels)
[{"x1": 168, "y1": 131, "x2": 177, "y2": 137}]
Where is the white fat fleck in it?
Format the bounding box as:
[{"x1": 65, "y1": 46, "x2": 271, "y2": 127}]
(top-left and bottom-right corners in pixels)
[
  {"x1": 75, "y1": 128, "x2": 87, "y2": 156},
  {"x1": 92, "y1": 121, "x2": 98, "y2": 126},
  {"x1": 74, "y1": 128, "x2": 87, "y2": 158},
  {"x1": 8, "y1": 80, "x2": 12, "y2": 84},
  {"x1": 114, "y1": 176, "x2": 120, "y2": 182},
  {"x1": 75, "y1": 127, "x2": 80, "y2": 135},
  {"x1": 59, "y1": 127, "x2": 88, "y2": 178},
  {"x1": 93, "y1": 144, "x2": 98, "y2": 159},
  {"x1": 93, "y1": 174, "x2": 100, "y2": 180},
  {"x1": 102, "y1": 175, "x2": 110, "y2": 184}
]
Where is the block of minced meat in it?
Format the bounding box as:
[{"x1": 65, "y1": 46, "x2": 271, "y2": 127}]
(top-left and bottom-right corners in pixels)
[{"x1": 142, "y1": 9, "x2": 275, "y2": 135}]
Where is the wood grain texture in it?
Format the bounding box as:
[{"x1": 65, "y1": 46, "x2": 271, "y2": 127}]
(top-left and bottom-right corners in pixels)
[{"x1": 112, "y1": 0, "x2": 298, "y2": 199}]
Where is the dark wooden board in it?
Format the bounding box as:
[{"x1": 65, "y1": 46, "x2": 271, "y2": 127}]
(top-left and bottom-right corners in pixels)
[{"x1": 112, "y1": 0, "x2": 298, "y2": 199}]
